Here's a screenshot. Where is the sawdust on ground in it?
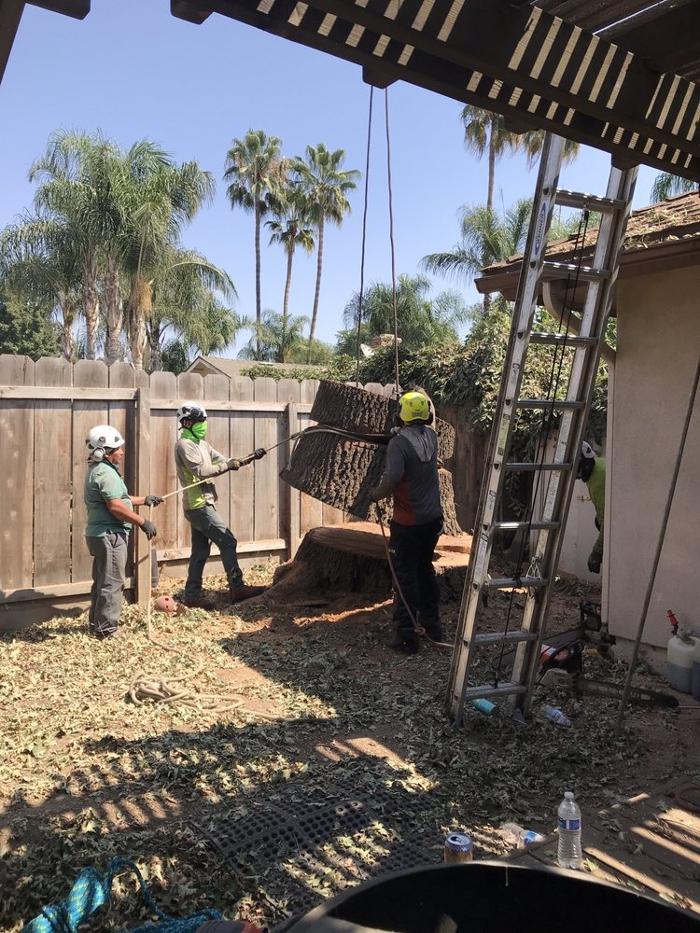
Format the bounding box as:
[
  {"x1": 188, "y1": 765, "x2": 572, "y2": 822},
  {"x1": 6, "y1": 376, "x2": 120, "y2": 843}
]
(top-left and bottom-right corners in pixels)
[{"x1": 1, "y1": 567, "x2": 698, "y2": 931}]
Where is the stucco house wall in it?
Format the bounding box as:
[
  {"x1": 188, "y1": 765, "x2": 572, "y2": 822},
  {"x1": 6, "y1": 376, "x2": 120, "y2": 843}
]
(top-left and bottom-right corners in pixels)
[{"x1": 606, "y1": 265, "x2": 700, "y2": 648}]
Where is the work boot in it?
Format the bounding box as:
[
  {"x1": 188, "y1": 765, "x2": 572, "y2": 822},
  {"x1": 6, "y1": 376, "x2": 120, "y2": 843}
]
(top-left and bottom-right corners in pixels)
[
  {"x1": 389, "y1": 632, "x2": 419, "y2": 655},
  {"x1": 229, "y1": 584, "x2": 267, "y2": 603},
  {"x1": 422, "y1": 618, "x2": 444, "y2": 642},
  {"x1": 180, "y1": 593, "x2": 218, "y2": 610}
]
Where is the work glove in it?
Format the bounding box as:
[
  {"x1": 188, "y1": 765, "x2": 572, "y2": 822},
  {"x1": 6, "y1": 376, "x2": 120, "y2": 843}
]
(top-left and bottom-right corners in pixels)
[
  {"x1": 587, "y1": 553, "x2": 601, "y2": 574},
  {"x1": 227, "y1": 458, "x2": 242, "y2": 472},
  {"x1": 140, "y1": 519, "x2": 157, "y2": 540},
  {"x1": 368, "y1": 486, "x2": 384, "y2": 503},
  {"x1": 144, "y1": 495, "x2": 163, "y2": 508},
  {"x1": 253, "y1": 447, "x2": 267, "y2": 460}
]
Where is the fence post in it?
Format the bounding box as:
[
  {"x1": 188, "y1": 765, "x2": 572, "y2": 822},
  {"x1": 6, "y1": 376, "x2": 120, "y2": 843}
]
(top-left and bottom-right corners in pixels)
[
  {"x1": 135, "y1": 385, "x2": 151, "y2": 607},
  {"x1": 287, "y1": 400, "x2": 301, "y2": 558}
]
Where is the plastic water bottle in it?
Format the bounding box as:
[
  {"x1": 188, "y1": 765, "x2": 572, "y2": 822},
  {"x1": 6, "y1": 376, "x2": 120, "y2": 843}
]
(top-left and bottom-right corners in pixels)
[
  {"x1": 501, "y1": 822, "x2": 545, "y2": 848},
  {"x1": 543, "y1": 704, "x2": 571, "y2": 727},
  {"x1": 557, "y1": 791, "x2": 582, "y2": 869}
]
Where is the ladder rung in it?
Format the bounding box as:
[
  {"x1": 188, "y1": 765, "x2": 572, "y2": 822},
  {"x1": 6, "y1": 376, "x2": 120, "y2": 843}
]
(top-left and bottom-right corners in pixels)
[
  {"x1": 505, "y1": 462, "x2": 572, "y2": 472},
  {"x1": 486, "y1": 576, "x2": 548, "y2": 589},
  {"x1": 542, "y1": 261, "x2": 610, "y2": 283},
  {"x1": 517, "y1": 399, "x2": 585, "y2": 410},
  {"x1": 530, "y1": 332, "x2": 598, "y2": 348},
  {"x1": 472, "y1": 631, "x2": 539, "y2": 647},
  {"x1": 492, "y1": 520, "x2": 560, "y2": 532},
  {"x1": 463, "y1": 682, "x2": 528, "y2": 701},
  {"x1": 554, "y1": 189, "x2": 626, "y2": 213}
]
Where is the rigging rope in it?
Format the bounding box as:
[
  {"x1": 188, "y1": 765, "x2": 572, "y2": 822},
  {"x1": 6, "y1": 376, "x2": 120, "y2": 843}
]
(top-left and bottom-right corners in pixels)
[
  {"x1": 384, "y1": 88, "x2": 400, "y2": 395},
  {"x1": 355, "y1": 86, "x2": 374, "y2": 384}
]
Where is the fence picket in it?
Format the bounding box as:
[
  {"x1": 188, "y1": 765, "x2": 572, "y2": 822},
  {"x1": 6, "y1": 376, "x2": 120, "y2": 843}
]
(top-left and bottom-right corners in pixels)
[
  {"x1": 71, "y1": 361, "x2": 109, "y2": 584},
  {"x1": 0, "y1": 356, "x2": 35, "y2": 592},
  {"x1": 230, "y1": 376, "x2": 255, "y2": 545},
  {"x1": 254, "y1": 377, "x2": 279, "y2": 543},
  {"x1": 33, "y1": 357, "x2": 73, "y2": 587},
  {"x1": 149, "y1": 371, "x2": 179, "y2": 551}
]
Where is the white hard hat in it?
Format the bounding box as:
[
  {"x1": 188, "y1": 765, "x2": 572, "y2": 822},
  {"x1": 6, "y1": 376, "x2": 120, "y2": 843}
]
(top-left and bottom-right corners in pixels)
[
  {"x1": 177, "y1": 401, "x2": 207, "y2": 423},
  {"x1": 581, "y1": 441, "x2": 595, "y2": 460},
  {"x1": 86, "y1": 424, "x2": 125, "y2": 461}
]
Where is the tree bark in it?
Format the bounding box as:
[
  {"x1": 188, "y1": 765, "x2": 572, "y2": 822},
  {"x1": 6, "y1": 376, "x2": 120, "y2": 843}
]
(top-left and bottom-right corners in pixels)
[
  {"x1": 281, "y1": 245, "x2": 295, "y2": 361},
  {"x1": 61, "y1": 302, "x2": 77, "y2": 361},
  {"x1": 307, "y1": 215, "x2": 324, "y2": 362},
  {"x1": 104, "y1": 259, "x2": 123, "y2": 365},
  {"x1": 255, "y1": 203, "x2": 262, "y2": 359},
  {"x1": 82, "y1": 262, "x2": 99, "y2": 360},
  {"x1": 149, "y1": 325, "x2": 163, "y2": 371},
  {"x1": 129, "y1": 276, "x2": 150, "y2": 371},
  {"x1": 487, "y1": 124, "x2": 496, "y2": 214}
]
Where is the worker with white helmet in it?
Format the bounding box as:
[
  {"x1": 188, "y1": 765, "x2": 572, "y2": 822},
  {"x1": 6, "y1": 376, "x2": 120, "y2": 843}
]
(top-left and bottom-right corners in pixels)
[
  {"x1": 577, "y1": 440, "x2": 605, "y2": 574},
  {"x1": 84, "y1": 424, "x2": 163, "y2": 638},
  {"x1": 369, "y1": 390, "x2": 443, "y2": 654},
  {"x1": 174, "y1": 401, "x2": 267, "y2": 607}
]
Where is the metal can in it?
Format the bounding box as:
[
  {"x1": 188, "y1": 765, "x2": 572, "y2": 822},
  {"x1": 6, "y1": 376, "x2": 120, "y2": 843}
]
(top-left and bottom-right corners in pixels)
[{"x1": 443, "y1": 831, "x2": 473, "y2": 863}]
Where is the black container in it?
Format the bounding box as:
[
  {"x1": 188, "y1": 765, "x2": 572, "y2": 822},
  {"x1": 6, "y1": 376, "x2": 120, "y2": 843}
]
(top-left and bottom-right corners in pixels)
[{"x1": 284, "y1": 861, "x2": 698, "y2": 932}]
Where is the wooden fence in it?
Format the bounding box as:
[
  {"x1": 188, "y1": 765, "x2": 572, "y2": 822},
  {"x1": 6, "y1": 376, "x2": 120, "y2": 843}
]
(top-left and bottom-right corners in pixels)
[{"x1": 2, "y1": 356, "x2": 448, "y2": 626}]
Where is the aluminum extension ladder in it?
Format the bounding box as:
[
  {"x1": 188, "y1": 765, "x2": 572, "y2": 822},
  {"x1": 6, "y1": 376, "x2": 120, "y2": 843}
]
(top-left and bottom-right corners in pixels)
[{"x1": 448, "y1": 133, "x2": 638, "y2": 725}]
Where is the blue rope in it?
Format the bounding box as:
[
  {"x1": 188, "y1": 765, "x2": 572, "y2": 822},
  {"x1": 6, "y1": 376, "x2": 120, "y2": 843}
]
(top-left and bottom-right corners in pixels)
[{"x1": 22, "y1": 858, "x2": 222, "y2": 933}]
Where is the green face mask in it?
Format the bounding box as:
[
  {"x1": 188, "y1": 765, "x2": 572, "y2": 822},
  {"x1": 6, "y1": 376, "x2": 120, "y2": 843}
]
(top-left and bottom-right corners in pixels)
[{"x1": 190, "y1": 421, "x2": 208, "y2": 441}]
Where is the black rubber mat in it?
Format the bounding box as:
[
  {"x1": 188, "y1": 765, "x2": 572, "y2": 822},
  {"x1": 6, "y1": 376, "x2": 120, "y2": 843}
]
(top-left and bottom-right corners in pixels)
[{"x1": 192, "y1": 760, "x2": 443, "y2": 917}]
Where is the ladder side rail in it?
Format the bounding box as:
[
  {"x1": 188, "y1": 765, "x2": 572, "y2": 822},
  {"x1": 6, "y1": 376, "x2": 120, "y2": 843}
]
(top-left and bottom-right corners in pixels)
[
  {"x1": 512, "y1": 166, "x2": 639, "y2": 711},
  {"x1": 448, "y1": 133, "x2": 566, "y2": 722}
]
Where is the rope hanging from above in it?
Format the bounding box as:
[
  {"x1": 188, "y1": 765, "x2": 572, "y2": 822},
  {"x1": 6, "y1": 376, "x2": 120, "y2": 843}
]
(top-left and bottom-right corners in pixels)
[
  {"x1": 353, "y1": 84, "x2": 400, "y2": 396},
  {"x1": 355, "y1": 85, "x2": 374, "y2": 385},
  {"x1": 384, "y1": 87, "x2": 400, "y2": 396}
]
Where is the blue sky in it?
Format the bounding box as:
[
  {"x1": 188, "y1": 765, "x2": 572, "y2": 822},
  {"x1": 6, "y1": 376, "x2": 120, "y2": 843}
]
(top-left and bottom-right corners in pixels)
[{"x1": 0, "y1": 0, "x2": 659, "y2": 354}]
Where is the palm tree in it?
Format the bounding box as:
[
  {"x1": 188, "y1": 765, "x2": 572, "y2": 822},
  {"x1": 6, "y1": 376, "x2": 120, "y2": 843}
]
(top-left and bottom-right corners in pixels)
[
  {"x1": 224, "y1": 130, "x2": 287, "y2": 357},
  {"x1": 145, "y1": 246, "x2": 239, "y2": 370},
  {"x1": 0, "y1": 214, "x2": 81, "y2": 360},
  {"x1": 266, "y1": 188, "x2": 315, "y2": 349},
  {"x1": 119, "y1": 147, "x2": 216, "y2": 369},
  {"x1": 461, "y1": 108, "x2": 520, "y2": 212},
  {"x1": 422, "y1": 199, "x2": 532, "y2": 311},
  {"x1": 28, "y1": 131, "x2": 123, "y2": 360},
  {"x1": 239, "y1": 309, "x2": 311, "y2": 363},
  {"x1": 293, "y1": 144, "x2": 359, "y2": 360},
  {"x1": 461, "y1": 108, "x2": 579, "y2": 210},
  {"x1": 338, "y1": 273, "x2": 470, "y2": 354},
  {"x1": 650, "y1": 173, "x2": 697, "y2": 202}
]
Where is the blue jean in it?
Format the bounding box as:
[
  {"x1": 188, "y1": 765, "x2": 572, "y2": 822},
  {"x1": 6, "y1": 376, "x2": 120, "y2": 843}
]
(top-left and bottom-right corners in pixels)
[{"x1": 184, "y1": 504, "x2": 243, "y2": 597}]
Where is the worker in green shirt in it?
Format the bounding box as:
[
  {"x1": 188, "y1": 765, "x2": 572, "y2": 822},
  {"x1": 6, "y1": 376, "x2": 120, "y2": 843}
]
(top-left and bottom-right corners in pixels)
[
  {"x1": 84, "y1": 425, "x2": 163, "y2": 638},
  {"x1": 577, "y1": 441, "x2": 605, "y2": 574}
]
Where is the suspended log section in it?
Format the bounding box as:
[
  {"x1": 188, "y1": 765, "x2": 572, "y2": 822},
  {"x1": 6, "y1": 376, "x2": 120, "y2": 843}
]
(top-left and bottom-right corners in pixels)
[{"x1": 280, "y1": 381, "x2": 462, "y2": 536}]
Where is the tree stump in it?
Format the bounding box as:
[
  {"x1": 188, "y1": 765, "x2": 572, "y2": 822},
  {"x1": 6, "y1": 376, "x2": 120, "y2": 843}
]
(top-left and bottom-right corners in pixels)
[{"x1": 270, "y1": 523, "x2": 472, "y2": 603}]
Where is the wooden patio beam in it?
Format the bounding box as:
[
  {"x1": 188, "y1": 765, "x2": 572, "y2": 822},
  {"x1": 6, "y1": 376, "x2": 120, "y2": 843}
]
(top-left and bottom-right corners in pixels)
[{"x1": 177, "y1": 0, "x2": 700, "y2": 181}]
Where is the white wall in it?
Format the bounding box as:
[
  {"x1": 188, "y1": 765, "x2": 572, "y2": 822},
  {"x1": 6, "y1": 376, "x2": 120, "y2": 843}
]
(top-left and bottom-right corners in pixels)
[{"x1": 606, "y1": 266, "x2": 700, "y2": 647}]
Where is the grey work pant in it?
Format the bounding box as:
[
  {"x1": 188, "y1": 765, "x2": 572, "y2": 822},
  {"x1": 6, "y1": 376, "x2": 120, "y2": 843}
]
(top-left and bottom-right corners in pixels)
[
  {"x1": 86, "y1": 531, "x2": 129, "y2": 635},
  {"x1": 184, "y1": 504, "x2": 243, "y2": 597}
]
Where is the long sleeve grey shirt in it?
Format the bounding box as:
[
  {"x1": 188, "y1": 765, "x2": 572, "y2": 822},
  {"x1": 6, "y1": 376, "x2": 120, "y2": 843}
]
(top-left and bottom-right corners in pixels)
[{"x1": 374, "y1": 425, "x2": 442, "y2": 526}]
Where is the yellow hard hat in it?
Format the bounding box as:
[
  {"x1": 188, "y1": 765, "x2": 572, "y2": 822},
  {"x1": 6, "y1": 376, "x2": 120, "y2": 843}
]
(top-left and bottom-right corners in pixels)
[{"x1": 398, "y1": 391, "x2": 430, "y2": 424}]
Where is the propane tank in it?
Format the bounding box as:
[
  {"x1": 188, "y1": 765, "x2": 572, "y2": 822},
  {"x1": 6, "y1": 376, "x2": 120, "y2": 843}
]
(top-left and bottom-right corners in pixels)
[{"x1": 666, "y1": 610, "x2": 697, "y2": 693}]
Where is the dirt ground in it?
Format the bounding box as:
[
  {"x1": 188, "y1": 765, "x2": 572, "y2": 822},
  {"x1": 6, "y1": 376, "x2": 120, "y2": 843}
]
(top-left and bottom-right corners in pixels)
[{"x1": 1, "y1": 565, "x2": 699, "y2": 931}]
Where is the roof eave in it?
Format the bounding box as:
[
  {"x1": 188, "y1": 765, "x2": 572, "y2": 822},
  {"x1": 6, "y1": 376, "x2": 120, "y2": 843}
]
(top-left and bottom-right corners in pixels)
[{"x1": 476, "y1": 235, "x2": 700, "y2": 305}]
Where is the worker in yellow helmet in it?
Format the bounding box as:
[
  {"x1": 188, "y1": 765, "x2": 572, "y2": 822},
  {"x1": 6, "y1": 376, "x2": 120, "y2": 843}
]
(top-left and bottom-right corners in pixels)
[
  {"x1": 577, "y1": 441, "x2": 605, "y2": 574},
  {"x1": 370, "y1": 390, "x2": 443, "y2": 654}
]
